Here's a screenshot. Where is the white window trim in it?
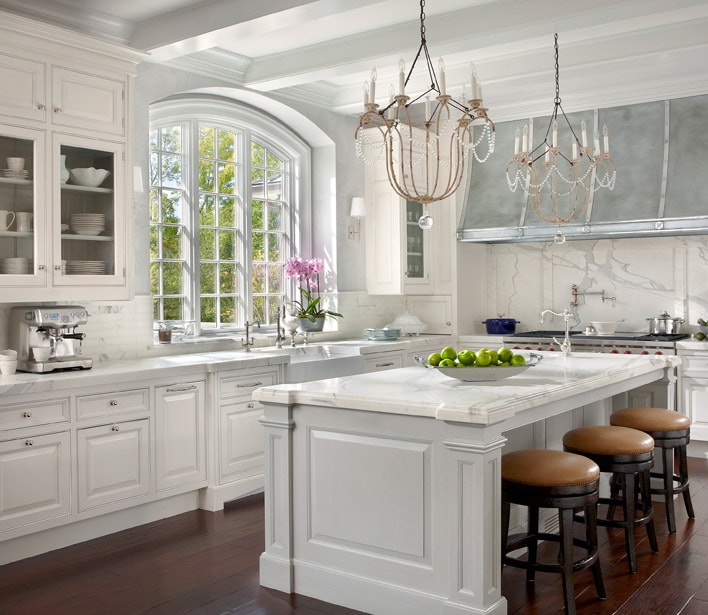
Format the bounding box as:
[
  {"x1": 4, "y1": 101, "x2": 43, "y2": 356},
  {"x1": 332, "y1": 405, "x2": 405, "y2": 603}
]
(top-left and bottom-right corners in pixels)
[{"x1": 149, "y1": 95, "x2": 312, "y2": 333}]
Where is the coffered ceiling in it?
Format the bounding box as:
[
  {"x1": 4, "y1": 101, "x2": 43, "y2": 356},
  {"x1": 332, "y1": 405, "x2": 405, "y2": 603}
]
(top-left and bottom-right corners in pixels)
[{"x1": 2, "y1": 0, "x2": 708, "y2": 120}]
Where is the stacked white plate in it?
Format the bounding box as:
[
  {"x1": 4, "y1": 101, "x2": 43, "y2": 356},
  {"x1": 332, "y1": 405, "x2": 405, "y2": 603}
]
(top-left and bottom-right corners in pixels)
[
  {"x1": 66, "y1": 260, "x2": 106, "y2": 275},
  {"x1": 71, "y1": 213, "x2": 105, "y2": 236},
  {"x1": 0, "y1": 257, "x2": 31, "y2": 274},
  {"x1": 1, "y1": 169, "x2": 29, "y2": 179}
]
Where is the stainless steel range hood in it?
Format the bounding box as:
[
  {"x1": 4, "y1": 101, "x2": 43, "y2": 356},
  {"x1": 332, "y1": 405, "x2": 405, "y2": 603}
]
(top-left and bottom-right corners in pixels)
[{"x1": 458, "y1": 95, "x2": 708, "y2": 243}]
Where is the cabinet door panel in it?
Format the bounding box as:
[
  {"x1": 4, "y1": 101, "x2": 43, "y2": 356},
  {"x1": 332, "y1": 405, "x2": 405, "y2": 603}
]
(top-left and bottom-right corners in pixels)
[
  {"x1": 155, "y1": 381, "x2": 206, "y2": 491},
  {"x1": 220, "y1": 400, "x2": 264, "y2": 483},
  {"x1": 51, "y1": 67, "x2": 124, "y2": 135},
  {"x1": 77, "y1": 419, "x2": 150, "y2": 511},
  {"x1": 0, "y1": 431, "x2": 71, "y2": 531},
  {"x1": 0, "y1": 53, "x2": 45, "y2": 122},
  {"x1": 683, "y1": 378, "x2": 708, "y2": 441}
]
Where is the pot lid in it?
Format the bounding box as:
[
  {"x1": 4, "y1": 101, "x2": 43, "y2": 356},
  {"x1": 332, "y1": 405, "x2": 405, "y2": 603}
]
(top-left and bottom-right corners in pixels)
[{"x1": 647, "y1": 311, "x2": 682, "y2": 320}]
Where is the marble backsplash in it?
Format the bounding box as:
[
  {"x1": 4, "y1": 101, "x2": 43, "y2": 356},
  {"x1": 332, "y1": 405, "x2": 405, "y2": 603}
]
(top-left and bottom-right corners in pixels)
[
  {"x1": 0, "y1": 292, "x2": 406, "y2": 362},
  {"x1": 480, "y1": 234, "x2": 708, "y2": 334}
]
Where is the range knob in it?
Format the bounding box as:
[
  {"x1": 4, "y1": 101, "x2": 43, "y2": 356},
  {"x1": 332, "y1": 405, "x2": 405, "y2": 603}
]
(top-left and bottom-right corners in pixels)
[
  {"x1": 536, "y1": 346, "x2": 544, "y2": 351},
  {"x1": 623, "y1": 350, "x2": 632, "y2": 354},
  {"x1": 641, "y1": 351, "x2": 649, "y2": 355},
  {"x1": 548, "y1": 346, "x2": 556, "y2": 351},
  {"x1": 610, "y1": 349, "x2": 619, "y2": 354},
  {"x1": 655, "y1": 351, "x2": 664, "y2": 355}
]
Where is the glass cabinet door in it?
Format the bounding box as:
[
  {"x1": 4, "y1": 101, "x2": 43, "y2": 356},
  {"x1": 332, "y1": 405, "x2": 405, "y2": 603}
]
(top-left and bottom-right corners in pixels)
[
  {"x1": 54, "y1": 135, "x2": 125, "y2": 287},
  {"x1": 404, "y1": 200, "x2": 426, "y2": 282},
  {"x1": 0, "y1": 125, "x2": 44, "y2": 286}
]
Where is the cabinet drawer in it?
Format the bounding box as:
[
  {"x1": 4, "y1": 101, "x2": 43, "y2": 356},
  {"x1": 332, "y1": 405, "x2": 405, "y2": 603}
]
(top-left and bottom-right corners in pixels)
[
  {"x1": 680, "y1": 354, "x2": 708, "y2": 378},
  {"x1": 0, "y1": 398, "x2": 69, "y2": 432},
  {"x1": 364, "y1": 352, "x2": 405, "y2": 372},
  {"x1": 220, "y1": 368, "x2": 279, "y2": 401},
  {"x1": 76, "y1": 388, "x2": 149, "y2": 420}
]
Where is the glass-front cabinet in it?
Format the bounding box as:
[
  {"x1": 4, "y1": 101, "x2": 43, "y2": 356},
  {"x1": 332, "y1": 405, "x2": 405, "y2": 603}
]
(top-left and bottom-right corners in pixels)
[
  {"x1": 53, "y1": 135, "x2": 125, "y2": 289},
  {"x1": 0, "y1": 125, "x2": 45, "y2": 287},
  {"x1": 404, "y1": 200, "x2": 429, "y2": 287}
]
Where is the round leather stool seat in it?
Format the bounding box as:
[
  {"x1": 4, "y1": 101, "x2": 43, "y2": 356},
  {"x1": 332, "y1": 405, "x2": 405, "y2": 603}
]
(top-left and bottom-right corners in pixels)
[
  {"x1": 611, "y1": 407, "x2": 690, "y2": 433},
  {"x1": 503, "y1": 449, "x2": 600, "y2": 488},
  {"x1": 501, "y1": 449, "x2": 605, "y2": 615},
  {"x1": 563, "y1": 425, "x2": 658, "y2": 573},
  {"x1": 611, "y1": 407, "x2": 695, "y2": 533}
]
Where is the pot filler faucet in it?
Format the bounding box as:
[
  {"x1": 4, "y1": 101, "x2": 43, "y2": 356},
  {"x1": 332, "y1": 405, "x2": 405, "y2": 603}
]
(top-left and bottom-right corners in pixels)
[{"x1": 540, "y1": 308, "x2": 574, "y2": 356}]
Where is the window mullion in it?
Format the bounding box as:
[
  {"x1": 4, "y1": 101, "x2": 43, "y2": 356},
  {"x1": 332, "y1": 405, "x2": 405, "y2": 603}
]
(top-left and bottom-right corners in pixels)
[
  {"x1": 239, "y1": 129, "x2": 252, "y2": 324},
  {"x1": 186, "y1": 118, "x2": 200, "y2": 332}
]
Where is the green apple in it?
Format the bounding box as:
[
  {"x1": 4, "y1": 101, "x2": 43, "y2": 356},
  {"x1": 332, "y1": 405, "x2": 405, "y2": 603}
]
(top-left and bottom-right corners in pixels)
[
  {"x1": 440, "y1": 346, "x2": 457, "y2": 361},
  {"x1": 510, "y1": 354, "x2": 526, "y2": 366},
  {"x1": 476, "y1": 350, "x2": 492, "y2": 367},
  {"x1": 439, "y1": 358, "x2": 456, "y2": 367},
  {"x1": 428, "y1": 352, "x2": 442, "y2": 366},
  {"x1": 457, "y1": 349, "x2": 476, "y2": 366},
  {"x1": 498, "y1": 347, "x2": 513, "y2": 363}
]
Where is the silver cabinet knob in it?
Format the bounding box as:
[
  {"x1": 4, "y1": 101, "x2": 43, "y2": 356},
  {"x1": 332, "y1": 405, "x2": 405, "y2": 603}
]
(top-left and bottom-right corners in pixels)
[
  {"x1": 25, "y1": 439, "x2": 34, "y2": 446},
  {"x1": 54, "y1": 107, "x2": 62, "y2": 113},
  {"x1": 111, "y1": 425, "x2": 120, "y2": 431},
  {"x1": 109, "y1": 400, "x2": 118, "y2": 406},
  {"x1": 37, "y1": 103, "x2": 45, "y2": 110},
  {"x1": 23, "y1": 411, "x2": 32, "y2": 418}
]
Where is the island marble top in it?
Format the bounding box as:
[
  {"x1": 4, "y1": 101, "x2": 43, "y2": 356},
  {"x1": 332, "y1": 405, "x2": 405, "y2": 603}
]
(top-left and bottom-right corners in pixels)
[{"x1": 253, "y1": 352, "x2": 680, "y2": 426}]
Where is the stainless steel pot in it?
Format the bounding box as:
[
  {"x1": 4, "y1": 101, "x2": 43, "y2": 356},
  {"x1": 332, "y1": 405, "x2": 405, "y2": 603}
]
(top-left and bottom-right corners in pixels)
[{"x1": 646, "y1": 311, "x2": 684, "y2": 335}]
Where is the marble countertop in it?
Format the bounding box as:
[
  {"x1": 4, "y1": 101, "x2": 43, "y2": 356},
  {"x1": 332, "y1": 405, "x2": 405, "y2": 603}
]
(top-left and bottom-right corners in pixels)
[{"x1": 253, "y1": 352, "x2": 680, "y2": 426}]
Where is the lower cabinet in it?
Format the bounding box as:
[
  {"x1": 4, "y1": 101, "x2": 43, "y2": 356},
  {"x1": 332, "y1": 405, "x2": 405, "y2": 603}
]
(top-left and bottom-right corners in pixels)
[
  {"x1": 678, "y1": 350, "x2": 708, "y2": 441},
  {"x1": 155, "y1": 381, "x2": 207, "y2": 491},
  {"x1": 77, "y1": 419, "x2": 150, "y2": 511},
  {"x1": 0, "y1": 430, "x2": 71, "y2": 532},
  {"x1": 219, "y1": 369, "x2": 279, "y2": 482}
]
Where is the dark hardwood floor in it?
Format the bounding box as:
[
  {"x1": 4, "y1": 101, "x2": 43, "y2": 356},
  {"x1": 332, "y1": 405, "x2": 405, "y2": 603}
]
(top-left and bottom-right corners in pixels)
[{"x1": 2, "y1": 458, "x2": 708, "y2": 614}]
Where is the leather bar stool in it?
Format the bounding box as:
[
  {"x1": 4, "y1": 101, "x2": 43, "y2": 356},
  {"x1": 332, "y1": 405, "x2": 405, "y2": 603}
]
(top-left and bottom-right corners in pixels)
[
  {"x1": 563, "y1": 425, "x2": 658, "y2": 573},
  {"x1": 501, "y1": 449, "x2": 605, "y2": 615},
  {"x1": 610, "y1": 407, "x2": 695, "y2": 533}
]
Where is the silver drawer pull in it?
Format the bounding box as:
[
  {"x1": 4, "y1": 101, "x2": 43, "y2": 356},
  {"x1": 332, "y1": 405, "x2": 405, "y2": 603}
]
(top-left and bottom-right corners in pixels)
[
  {"x1": 247, "y1": 402, "x2": 256, "y2": 409},
  {"x1": 109, "y1": 400, "x2": 118, "y2": 406},
  {"x1": 376, "y1": 362, "x2": 394, "y2": 367},
  {"x1": 37, "y1": 103, "x2": 45, "y2": 110},
  {"x1": 111, "y1": 425, "x2": 120, "y2": 432},
  {"x1": 236, "y1": 381, "x2": 264, "y2": 388},
  {"x1": 166, "y1": 384, "x2": 198, "y2": 392},
  {"x1": 54, "y1": 107, "x2": 62, "y2": 113},
  {"x1": 23, "y1": 411, "x2": 32, "y2": 418},
  {"x1": 25, "y1": 439, "x2": 34, "y2": 446}
]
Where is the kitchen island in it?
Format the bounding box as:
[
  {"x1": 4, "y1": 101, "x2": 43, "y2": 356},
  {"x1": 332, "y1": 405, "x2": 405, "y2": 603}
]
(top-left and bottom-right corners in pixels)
[{"x1": 254, "y1": 352, "x2": 679, "y2": 615}]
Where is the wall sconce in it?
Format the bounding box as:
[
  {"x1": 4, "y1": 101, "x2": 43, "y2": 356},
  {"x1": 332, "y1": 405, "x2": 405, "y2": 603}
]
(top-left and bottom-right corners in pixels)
[{"x1": 348, "y1": 197, "x2": 366, "y2": 241}]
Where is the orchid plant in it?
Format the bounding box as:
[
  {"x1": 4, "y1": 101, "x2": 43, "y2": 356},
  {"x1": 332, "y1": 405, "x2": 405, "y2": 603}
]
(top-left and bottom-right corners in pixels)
[{"x1": 284, "y1": 256, "x2": 342, "y2": 322}]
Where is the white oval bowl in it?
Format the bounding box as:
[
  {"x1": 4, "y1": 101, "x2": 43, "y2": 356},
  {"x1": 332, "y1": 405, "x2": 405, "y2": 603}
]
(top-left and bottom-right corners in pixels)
[{"x1": 69, "y1": 167, "x2": 111, "y2": 187}]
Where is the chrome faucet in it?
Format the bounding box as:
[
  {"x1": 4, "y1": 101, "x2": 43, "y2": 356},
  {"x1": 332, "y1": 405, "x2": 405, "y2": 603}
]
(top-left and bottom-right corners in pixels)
[
  {"x1": 275, "y1": 307, "x2": 286, "y2": 349},
  {"x1": 242, "y1": 320, "x2": 260, "y2": 351},
  {"x1": 540, "y1": 308, "x2": 574, "y2": 357}
]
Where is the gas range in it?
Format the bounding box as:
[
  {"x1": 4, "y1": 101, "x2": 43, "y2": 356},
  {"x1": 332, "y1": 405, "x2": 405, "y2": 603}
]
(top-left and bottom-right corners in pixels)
[{"x1": 503, "y1": 330, "x2": 689, "y2": 355}]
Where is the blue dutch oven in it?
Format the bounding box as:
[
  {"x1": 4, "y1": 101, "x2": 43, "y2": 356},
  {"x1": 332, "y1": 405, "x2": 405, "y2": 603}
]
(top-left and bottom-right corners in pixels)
[{"x1": 482, "y1": 318, "x2": 520, "y2": 334}]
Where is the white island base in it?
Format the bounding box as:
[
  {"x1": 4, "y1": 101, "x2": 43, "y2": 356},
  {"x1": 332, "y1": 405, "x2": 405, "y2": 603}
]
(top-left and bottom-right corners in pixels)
[{"x1": 254, "y1": 353, "x2": 678, "y2": 615}]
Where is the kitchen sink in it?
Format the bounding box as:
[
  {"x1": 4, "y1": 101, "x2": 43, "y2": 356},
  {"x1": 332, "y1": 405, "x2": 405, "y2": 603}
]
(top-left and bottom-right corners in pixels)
[{"x1": 251, "y1": 344, "x2": 364, "y2": 382}]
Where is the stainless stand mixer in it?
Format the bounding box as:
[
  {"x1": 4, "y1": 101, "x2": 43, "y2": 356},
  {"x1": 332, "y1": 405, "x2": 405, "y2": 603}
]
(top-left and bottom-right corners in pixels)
[{"x1": 9, "y1": 305, "x2": 93, "y2": 373}]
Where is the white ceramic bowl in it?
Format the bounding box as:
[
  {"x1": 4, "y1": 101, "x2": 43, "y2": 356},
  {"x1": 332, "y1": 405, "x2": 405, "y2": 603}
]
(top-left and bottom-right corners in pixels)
[
  {"x1": 69, "y1": 167, "x2": 111, "y2": 187},
  {"x1": 590, "y1": 320, "x2": 624, "y2": 335}
]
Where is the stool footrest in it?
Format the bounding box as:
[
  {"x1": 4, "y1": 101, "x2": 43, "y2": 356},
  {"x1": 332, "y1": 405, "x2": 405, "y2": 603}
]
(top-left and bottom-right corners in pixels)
[{"x1": 504, "y1": 532, "x2": 599, "y2": 574}]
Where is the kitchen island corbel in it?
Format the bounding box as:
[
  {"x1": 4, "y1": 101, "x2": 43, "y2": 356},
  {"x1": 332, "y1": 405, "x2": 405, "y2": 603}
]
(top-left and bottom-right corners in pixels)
[{"x1": 254, "y1": 352, "x2": 679, "y2": 615}]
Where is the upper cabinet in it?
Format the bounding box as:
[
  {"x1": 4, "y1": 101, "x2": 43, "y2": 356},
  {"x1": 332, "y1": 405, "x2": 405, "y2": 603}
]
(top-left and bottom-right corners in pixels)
[
  {"x1": 0, "y1": 12, "x2": 144, "y2": 300},
  {"x1": 458, "y1": 94, "x2": 708, "y2": 243}
]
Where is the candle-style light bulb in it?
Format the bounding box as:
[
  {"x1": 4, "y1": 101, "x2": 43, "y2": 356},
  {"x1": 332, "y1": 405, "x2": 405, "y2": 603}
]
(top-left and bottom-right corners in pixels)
[
  {"x1": 594, "y1": 128, "x2": 601, "y2": 157},
  {"x1": 581, "y1": 120, "x2": 588, "y2": 148},
  {"x1": 398, "y1": 59, "x2": 405, "y2": 96},
  {"x1": 387, "y1": 84, "x2": 395, "y2": 120},
  {"x1": 425, "y1": 94, "x2": 431, "y2": 120},
  {"x1": 522, "y1": 125, "x2": 529, "y2": 152},
  {"x1": 470, "y1": 63, "x2": 481, "y2": 100},
  {"x1": 514, "y1": 128, "x2": 520, "y2": 155},
  {"x1": 363, "y1": 81, "x2": 369, "y2": 107},
  {"x1": 438, "y1": 58, "x2": 446, "y2": 95},
  {"x1": 369, "y1": 68, "x2": 377, "y2": 104},
  {"x1": 602, "y1": 124, "x2": 610, "y2": 154},
  {"x1": 552, "y1": 120, "x2": 558, "y2": 148}
]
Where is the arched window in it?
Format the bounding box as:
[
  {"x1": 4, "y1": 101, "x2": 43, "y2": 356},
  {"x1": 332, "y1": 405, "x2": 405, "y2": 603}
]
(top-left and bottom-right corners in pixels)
[{"x1": 149, "y1": 97, "x2": 310, "y2": 334}]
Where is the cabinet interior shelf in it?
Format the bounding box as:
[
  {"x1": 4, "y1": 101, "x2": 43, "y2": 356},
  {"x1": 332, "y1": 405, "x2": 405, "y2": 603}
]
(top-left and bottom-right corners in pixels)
[
  {"x1": 0, "y1": 230, "x2": 32, "y2": 238},
  {"x1": 0, "y1": 177, "x2": 32, "y2": 186},
  {"x1": 61, "y1": 233, "x2": 113, "y2": 242},
  {"x1": 61, "y1": 184, "x2": 113, "y2": 194}
]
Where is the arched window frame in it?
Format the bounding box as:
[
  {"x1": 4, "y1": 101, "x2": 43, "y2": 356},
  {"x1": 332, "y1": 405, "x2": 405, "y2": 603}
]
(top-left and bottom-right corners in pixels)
[{"x1": 149, "y1": 96, "x2": 312, "y2": 335}]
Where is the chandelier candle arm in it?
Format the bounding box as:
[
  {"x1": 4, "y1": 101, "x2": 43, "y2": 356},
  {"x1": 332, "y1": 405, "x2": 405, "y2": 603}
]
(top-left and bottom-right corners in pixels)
[{"x1": 355, "y1": 0, "x2": 494, "y2": 206}]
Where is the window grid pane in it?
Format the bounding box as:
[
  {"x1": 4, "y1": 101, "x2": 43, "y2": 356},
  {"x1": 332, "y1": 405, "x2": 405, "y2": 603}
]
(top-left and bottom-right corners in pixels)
[
  {"x1": 251, "y1": 140, "x2": 286, "y2": 326},
  {"x1": 149, "y1": 125, "x2": 188, "y2": 324}
]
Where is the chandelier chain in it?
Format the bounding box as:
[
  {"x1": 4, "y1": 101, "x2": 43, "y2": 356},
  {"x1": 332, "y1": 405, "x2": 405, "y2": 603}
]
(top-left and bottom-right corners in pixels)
[
  {"x1": 554, "y1": 33, "x2": 561, "y2": 105},
  {"x1": 420, "y1": 0, "x2": 426, "y2": 43}
]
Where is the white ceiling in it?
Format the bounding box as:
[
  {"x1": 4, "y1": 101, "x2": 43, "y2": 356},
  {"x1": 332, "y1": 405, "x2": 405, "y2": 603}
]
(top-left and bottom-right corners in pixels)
[{"x1": 2, "y1": 0, "x2": 708, "y2": 121}]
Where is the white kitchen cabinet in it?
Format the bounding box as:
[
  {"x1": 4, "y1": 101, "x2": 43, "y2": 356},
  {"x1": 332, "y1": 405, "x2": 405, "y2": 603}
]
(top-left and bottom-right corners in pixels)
[
  {"x1": 0, "y1": 431, "x2": 71, "y2": 533},
  {"x1": 51, "y1": 66, "x2": 124, "y2": 136},
  {"x1": 77, "y1": 419, "x2": 150, "y2": 511},
  {"x1": 0, "y1": 17, "x2": 142, "y2": 301},
  {"x1": 406, "y1": 294, "x2": 453, "y2": 335},
  {"x1": 678, "y1": 350, "x2": 708, "y2": 441},
  {"x1": 155, "y1": 380, "x2": 207, "y2": 491},
  {"x1": 218, "y1": 368, "x2": 278, "y2": 483},
  {"x1": 363, "y1": 349, "x2": 405, "y2": 372},
  {"x1": 362, "y1": 135, "x2": 455, "y2": 296}
]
